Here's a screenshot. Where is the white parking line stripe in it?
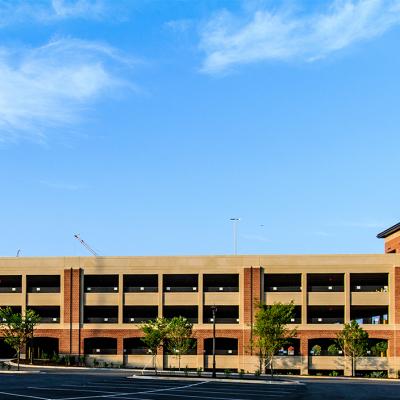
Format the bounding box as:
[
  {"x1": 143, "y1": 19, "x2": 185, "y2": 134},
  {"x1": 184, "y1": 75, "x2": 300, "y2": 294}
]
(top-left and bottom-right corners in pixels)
[
  {"x1": 111, "y1": 394, "x2": 285, "y2": 400},
  {"x1": 77, "y1": 384, "x2": 294, "y2": 396},
  {"x1": 56, "y1": 381, "x2": 208, "y2": 400},
  {"x1": 0, "y1": 391, "x2": 50, "y2": 400},
  {"x1": 29, "y1": 387, "x2": 119, "y2": 395}
]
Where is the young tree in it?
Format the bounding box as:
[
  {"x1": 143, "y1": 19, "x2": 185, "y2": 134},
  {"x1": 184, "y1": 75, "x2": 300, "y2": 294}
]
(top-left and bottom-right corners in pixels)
[
  {"x1": 0, "y1": 307, "x2": 41, "y2": 371},
  {"x1": 336, "y1": 320, "x2": 368, "y2": 377},
  {"x1": 165, "y1": 316, "x2": 194, "y2": 371},
  {"x1": 140, "y1": 317, "x2": 169, "y2": 373},
  {"x1": 252, "y1": 302, "x2": 296, "y2": 377}
]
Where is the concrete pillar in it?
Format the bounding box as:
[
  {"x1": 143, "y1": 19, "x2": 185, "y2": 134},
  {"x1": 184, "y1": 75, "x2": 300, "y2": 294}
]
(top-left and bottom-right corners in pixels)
[
  {"x1": 158, "y1": 273, "x2": 163, "y2": 318},
  {"x1": 301, "y1": 273, "x2": 307, "y2": 324},
  {"x1": 345, "y1": 272, "x2": 351, "y2": 323},
  {"x1": 118, "y1": 274, "x2": 123, "y2": 324},
  {"x1": 198, "y1": 272, "x2": 203, "y2": 325}
]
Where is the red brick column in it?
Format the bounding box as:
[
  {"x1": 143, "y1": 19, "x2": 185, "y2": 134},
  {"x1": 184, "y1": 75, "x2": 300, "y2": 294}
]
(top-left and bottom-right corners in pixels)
[
  {"x1": 386, "y1": 238, "x2": 400, "y2": 253},
  {"x1": 243, "y1": 267, "x2": 262, "y2": 324},
  {"x1": 243, "y1": 267, "x2": 262, "y2": 356},
  {"x1": 61, "y1": 268, "x2": 81, "y2": 355},
  {"x1": 196, "y1": 336, "x2": 204, "y2": 355},
  {"x1": 394, "y1": 267, "x2": 400, "y2": 326}
]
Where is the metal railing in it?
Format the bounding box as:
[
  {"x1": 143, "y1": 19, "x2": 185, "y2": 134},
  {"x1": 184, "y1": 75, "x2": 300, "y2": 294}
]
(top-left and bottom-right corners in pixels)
[
  {"x1": 164, "y1": 286, "x2": 198, "y2": 292},
  {"x1": 39, "y1": 317, "x2": 60, "y2": 323},
  {"x1": 124, "y1": 286, "x2": 158, "y2": 293},
  {"x1": 0, "y1": 287, "x2": 22, "y2": 293},
  {"x1": 86, "y1": 348, "x2": 117, "y2": 355},
  {"x1": 205, "y1": 349, "x2": 238, "y2": 355},
  {"x1": 308, "y1": 317, "x2": 344, "y2": 324},
  {"x1": 85, "y1": 286, "x2": 118, "y2": 293},
  {"x1": 351, "y1": 285, "x2": 388, "y2": 292},
  {"x1": 27, "y1": 287, "x2": 60, "y2": 293},
  {"x1": 204, "y1": 287, "x2": 239, "y2": 292},
  {"x1": 123, "y1": 316, "x2": 156, "y2": 323},
  {"x1": 84, "y1": 317, "x2": 118, "y2": 323},
  {"x1": 205, "y1": 317, "x2": 239, "y2": 324},
  {"x1": 309, "y1": 350, "x2": 343, "y2": 356},
  {"x1": 124, "y1": 348, "x2": 149, "y2": 355},
  {"x1": 266, "y1": 286, "x2": 301, "y2": 292},
  {"x1": 308, "y1": 285, "x2": 344, "y2": 292}
]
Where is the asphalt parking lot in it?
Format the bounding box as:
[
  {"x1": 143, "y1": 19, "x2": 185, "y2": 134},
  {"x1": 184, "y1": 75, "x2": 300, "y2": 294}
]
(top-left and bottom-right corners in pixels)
[
  {"x1": 0, "y1": 371, "x2": 303, "y2": 400},
  {"x1": 0, "y1": 370, "x2": 400, "y2": 400}
]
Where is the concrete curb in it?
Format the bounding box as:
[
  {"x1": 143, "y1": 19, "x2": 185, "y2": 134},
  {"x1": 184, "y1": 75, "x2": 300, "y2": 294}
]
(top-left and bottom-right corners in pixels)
[
  {"x1": 0, "y1": 370, "x2": 42, "y2": 374},
  {"x1": 128, "y1": 375, "x2": 301, "y2": 385},
  {"x1": 278, "y1": 374, "x2": 399, "y2": 383}
]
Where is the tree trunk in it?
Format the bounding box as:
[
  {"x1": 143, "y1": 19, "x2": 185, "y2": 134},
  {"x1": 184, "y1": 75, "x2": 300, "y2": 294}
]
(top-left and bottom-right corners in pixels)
[
  {"x1": 153, "y1": 354, "x2": 157, "y2": 374},
  {"x1": 17, "y1": 349, "x2": 20, "y2": 371},
  {"x1": 270, "y1": 356, "x2": 274, "y2": 378},
  {"x1": 178, "y1": 354, "x2": 181, "y2": 371}
]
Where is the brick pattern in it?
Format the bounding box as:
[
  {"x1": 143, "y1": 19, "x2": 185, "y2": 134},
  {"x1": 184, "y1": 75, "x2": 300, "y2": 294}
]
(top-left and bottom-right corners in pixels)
[
  {"x1": 28, "y1": 267, "x2": 400, "y2": 372},
  {"x1": 394, "y1": 267, "x2": 400, "y2": 325},
  {"x1": 385, "y1": 237, "x2": 400, "y2": 253},
  {"x1": 243, "y1": 267, "x2": 262, "y2": 325},
  {"x1": 62, "y1": 268, "x2": 81, "y2": 354},
  {"x1": 63, "y1": 268, "x2": 81, "y2": 324}
]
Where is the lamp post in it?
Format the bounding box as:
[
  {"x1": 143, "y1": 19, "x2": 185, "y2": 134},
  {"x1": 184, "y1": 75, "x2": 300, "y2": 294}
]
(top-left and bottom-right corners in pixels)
[
  {"x1": 211, "y1": 305, "x2": 217, "y2": 378},
  {"x1": 230, "y1": 218, "x2": 240, "y2": 255}
]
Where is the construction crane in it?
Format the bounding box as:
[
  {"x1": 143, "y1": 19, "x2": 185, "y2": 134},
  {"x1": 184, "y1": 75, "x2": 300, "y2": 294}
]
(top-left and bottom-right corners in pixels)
[{"x1": 74, "y1": 234, "x2": 99, "y2": 256}]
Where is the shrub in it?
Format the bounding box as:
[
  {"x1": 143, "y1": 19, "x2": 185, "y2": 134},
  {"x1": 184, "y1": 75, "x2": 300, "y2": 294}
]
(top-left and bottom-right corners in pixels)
[
  {"x1": 239, "y1": 369, "x2": 245, "y2": 378},
  {"x1": 329, "y1": 370, "x2": 339, "y2": 377},
  {"x1": 254, "y1": 369, "x2": 261, "y2": 377},
  {"x1": 196, "y1": 367, "x2": 202, "y2": 377},
  {"x1": 327, "y1": 344, "x2": 339, "y2": 356},
  {"x1": 51, "y1": 353, "x2": 59, "y2": 363},
  {"x1": 369, "y1": 371, "x2": 387, "y2": 379},
  {"x1": 311, "y1": 345, "x2": 322, "y2": 356},
  {"x1": 224, "y1": 369, "x2": 231, "y2": 377},
  {"x1": 375, "y1": 342, "x2": 388, "y2": 357}
]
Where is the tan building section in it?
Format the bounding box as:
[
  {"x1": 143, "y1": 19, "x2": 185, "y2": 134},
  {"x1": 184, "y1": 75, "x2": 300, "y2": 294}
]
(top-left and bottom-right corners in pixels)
[{"x1": 0, "y1": 245, "x2": 399, "y2": 376}]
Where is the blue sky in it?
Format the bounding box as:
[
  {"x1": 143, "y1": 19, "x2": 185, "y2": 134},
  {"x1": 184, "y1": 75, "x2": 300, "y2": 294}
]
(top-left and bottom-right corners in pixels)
[{"x1": 1, "y1": 0, "x2": 400, "y2": 256}]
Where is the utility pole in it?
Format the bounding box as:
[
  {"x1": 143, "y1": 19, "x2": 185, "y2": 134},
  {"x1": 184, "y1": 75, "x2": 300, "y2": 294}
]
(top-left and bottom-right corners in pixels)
[
  {"x1": 230, "y1": 218, "x2": 240, "y2": 255},
  {"x1": 211, "y1": 305, "x2": 217, "y2": 378}
]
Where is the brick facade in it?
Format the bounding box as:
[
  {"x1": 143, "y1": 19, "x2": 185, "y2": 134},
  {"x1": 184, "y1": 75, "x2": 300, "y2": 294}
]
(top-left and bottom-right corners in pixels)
[{"x1": 385, "y1": 237, "x2": 400, "y2": 253}]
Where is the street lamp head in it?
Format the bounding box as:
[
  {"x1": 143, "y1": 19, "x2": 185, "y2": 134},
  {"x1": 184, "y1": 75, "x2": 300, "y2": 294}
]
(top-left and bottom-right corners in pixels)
[{"x1": 230, "y1": 218, "x2": 240, "y2": 221}]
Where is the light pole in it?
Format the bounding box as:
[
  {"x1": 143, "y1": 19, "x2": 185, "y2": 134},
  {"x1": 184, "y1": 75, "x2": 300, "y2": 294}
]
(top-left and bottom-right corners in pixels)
[
  {"x1": 230, "y1": 218, "x2": 240, "y2": 255},
  {"x1": 211, "y1": 305, "x2": 217, "y2": 378}
]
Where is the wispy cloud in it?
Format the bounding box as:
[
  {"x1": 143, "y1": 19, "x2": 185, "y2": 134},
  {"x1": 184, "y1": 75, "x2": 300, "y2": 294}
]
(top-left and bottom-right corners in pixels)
[
  {"x1": 51, "y1": 0, "x2": 105, "y2": 19},
  {"x1": 39, "y1": 180, "x2": 84, "y2": 191},
  {"x1": 0, "y1": 0, "x2": 106, "y2": 26},
  {"x1": 0, "y1": 38, "x2": 134, "y2": 143},
  {"x1": 328, "y1": 221, "x2": 385, "y2": 229},
  {"x1": 165, "y1": 19, "x2": 193, "y2": 33},
  {"x1": 199, "y1": 0, "x2": 400, "y2": 73}
]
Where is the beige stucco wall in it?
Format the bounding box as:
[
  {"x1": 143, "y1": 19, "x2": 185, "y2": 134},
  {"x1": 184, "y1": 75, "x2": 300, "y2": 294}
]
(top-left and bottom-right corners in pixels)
[
  {"x1": 351, "y1": 292, "x2": 389, "y2": 306},
  {"x1": 265, "y1": 292, "x2": 302, "y2": 305}
]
